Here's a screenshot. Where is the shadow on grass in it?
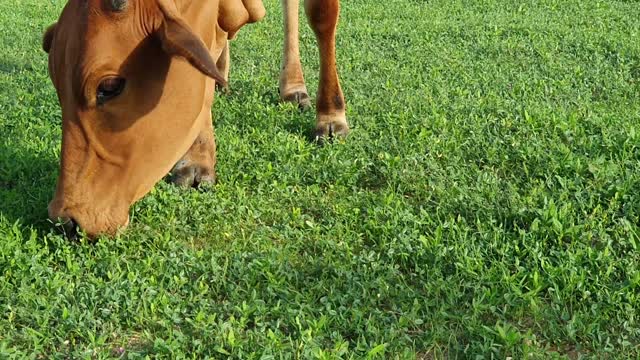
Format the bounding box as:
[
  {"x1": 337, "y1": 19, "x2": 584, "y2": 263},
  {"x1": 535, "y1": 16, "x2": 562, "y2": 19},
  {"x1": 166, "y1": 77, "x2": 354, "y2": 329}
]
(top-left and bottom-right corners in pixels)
[
  {"x1": 0, "y1": 58, "x2": 58, "y2": 233},
  {"x1": 216, "y1": 79, "x2": 319, "y2": 142},
  {"x1": 0, "y1": 140, "x2": 58, "y2": 233},
  {"x1": 281, "y1": 109, "x2": 318, "y2": 142},
  {"x1": 0, "y1": 55, "x2": 36, "y2": 75}
]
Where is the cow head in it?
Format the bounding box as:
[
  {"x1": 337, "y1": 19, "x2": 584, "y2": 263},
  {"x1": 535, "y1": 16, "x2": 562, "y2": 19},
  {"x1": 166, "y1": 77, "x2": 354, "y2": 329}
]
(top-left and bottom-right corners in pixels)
[{"x1": 43, "y1": 0, "x2": 230, "y2": 238}]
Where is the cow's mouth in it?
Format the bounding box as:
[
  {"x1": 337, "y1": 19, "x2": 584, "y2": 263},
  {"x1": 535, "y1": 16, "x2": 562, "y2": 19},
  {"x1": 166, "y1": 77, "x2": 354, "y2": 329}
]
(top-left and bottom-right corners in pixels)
[{"x1": 53, "y1": 216, "x2": 80, "y2": 240}]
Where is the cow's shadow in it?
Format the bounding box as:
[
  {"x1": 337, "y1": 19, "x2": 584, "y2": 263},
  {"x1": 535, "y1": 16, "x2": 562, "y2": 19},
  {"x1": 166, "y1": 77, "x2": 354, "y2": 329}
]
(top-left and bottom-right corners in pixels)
[
  {"x1": 0, "y1": 56, "x2": 59, "y2": 233},
  {"x1": 0, "y1": 140, "x2": 58, "y2": 233},
  {"x1": 0, "y1": 56, "x2": 35, "y2": 75},
  {"x1": 215, "y1": 80, "x2": 318, "y2": 142}
]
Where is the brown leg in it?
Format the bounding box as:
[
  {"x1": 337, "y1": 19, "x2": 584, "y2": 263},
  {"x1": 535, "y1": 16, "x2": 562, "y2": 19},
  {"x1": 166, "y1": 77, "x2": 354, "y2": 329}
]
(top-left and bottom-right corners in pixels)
[
  {"x1": 280, "y1": 0, "x2": 311, "y2": 109},
  {"x1": 305, "y1": 0, "x2": 349, "y2": 139},
  {"x1": 216, "y1": 40, "x2": 231, "y2": 93},
  {"x1": 170, "y1": 114, "x2": 217, "y2": 188}
]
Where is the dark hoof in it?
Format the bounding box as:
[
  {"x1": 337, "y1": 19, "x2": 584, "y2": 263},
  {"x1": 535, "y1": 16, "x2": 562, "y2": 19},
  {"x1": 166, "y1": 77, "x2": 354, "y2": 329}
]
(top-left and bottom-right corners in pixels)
[
  {"x1": 282, "y1": 91, "x2": 312, "y2": 111},
  {"x1": 315, "y1": 119, "x2": 350, "y2": 142},
  {"x1": 170, "y1": 164, "x2": 216, "y2": 188}
]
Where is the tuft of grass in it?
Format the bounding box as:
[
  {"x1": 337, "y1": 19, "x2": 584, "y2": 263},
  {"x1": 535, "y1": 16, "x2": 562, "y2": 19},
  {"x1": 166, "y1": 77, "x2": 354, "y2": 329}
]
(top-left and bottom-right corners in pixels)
[{"x1": 1, "y1": 0, "x2": 639, "y2": 358}]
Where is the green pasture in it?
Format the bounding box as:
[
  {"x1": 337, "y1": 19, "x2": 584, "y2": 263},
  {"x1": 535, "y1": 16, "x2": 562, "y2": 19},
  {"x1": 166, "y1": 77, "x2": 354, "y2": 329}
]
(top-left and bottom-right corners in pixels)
[{"x1": 1, "y1": 0, "x2": 639, "y2": 358}]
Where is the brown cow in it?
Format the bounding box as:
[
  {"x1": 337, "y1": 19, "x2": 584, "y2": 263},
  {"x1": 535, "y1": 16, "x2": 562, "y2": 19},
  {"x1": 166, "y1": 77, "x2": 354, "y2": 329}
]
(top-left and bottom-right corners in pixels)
[{"x1": 43, "y1": 0, "x2": 348, "y2": 238}]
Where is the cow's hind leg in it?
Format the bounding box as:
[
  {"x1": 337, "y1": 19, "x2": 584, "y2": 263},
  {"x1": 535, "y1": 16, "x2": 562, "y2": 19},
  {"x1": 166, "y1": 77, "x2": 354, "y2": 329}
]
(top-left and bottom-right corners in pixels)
[
  {"x1": 305, "y1": 0, "x2": 348, "y2": 139},
  {"x1": 280, "y1": 0, "x2": 311, "y2": 109},
  {"x1": 170, "y1": 115, "x2": 217, "y2": 188}
]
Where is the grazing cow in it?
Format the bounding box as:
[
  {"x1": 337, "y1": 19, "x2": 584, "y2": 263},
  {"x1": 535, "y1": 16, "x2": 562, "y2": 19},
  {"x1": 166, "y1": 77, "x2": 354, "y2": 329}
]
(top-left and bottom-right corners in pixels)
[{"x1": 43, "y1": 0, "x2": 348, "y2": 237}]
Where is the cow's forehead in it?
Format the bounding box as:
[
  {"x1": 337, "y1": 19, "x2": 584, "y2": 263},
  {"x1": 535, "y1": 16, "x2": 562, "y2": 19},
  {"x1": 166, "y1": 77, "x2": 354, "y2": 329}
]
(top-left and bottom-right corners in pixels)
[
  {"x1": 60, "y1": 0, "x2": 137, "y2": 25},
  {"x1": 73, "y1": 0, "x2": 124, "y2": 12},
  {"x1": 56, "y1": 0, "x2": 147, "y2": 53},
  {"x1": 52, "y1": 0, "x2": 147, "y2": 107}
]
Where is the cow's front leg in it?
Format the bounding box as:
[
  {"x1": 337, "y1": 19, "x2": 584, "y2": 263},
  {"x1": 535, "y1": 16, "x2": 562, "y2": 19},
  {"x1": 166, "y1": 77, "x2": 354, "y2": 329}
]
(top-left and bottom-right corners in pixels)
[
  {"x1": 170, "y1": 115, "x2": 217, "y2": 188},
  {"x1": 305, "y1": 0, "x2": 349, "y2": 139},
  {"x1": 280, "y1": 0, "x2": 311, "y2": 110}
]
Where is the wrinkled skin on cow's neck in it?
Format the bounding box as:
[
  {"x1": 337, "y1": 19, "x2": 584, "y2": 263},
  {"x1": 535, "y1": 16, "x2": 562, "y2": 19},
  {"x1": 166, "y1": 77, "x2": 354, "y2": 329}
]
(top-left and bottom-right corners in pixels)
[{"x1": 45, "y1": 0, "x2": 264, "y2": 237}]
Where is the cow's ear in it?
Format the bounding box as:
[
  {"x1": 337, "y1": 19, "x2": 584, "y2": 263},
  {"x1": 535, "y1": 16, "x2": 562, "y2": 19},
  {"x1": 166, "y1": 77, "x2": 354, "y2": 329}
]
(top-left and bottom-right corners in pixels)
[
  {"x1": 43, "y1": 23, "x2": 57, "y2": 53},
  {"x1": 156, "y1": 1, "x2": 226, "y2": 86}
]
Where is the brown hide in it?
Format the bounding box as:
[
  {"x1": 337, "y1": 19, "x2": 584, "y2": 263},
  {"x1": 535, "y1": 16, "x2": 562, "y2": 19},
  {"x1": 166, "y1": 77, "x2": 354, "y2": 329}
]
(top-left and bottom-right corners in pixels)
[
  {"x1": 45, "y1": 0, "x2": 263, "y2": 237},
  {"x1": 218, "y1": 0, "x2": 265, "y2": 38}
]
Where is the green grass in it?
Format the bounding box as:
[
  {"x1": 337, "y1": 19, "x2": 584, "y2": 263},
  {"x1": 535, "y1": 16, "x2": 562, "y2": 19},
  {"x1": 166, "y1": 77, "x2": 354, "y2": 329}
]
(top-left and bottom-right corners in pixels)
[{"x1": 1, "y1": 0, "x2": 640, "y2": 358}]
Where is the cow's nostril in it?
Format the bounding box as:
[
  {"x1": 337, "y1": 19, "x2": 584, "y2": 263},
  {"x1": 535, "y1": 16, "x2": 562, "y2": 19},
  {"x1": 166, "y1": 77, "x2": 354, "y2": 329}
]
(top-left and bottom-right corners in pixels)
[{"x1": 53, "y1": 217, "x2": 79, "y2": 240}]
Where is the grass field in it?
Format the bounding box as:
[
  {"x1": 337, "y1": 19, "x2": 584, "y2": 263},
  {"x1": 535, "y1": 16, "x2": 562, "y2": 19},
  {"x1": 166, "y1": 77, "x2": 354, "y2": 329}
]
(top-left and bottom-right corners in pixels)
[{"x1": 1, "y1": 0, "x2": 640, "y2": 358}]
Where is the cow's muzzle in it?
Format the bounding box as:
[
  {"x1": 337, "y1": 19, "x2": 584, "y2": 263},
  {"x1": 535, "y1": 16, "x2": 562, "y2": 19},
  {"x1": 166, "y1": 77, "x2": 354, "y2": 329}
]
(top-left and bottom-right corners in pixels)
[{"x1": 50, "y1": 216, "x2": 80, "y2": 240}]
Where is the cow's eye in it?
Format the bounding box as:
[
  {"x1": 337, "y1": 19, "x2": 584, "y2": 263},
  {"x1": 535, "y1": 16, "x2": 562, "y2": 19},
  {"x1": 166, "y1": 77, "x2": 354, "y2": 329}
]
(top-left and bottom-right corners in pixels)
[{"x1": 97, "y1": 77, "x2": 125, "y2": 105}]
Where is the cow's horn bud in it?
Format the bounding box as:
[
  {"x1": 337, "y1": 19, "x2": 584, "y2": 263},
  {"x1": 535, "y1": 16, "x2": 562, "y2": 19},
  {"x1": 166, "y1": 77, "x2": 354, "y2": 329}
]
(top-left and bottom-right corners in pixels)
[{"x1": 110, "y1": 0, "x2": 127, "y2": 11}]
